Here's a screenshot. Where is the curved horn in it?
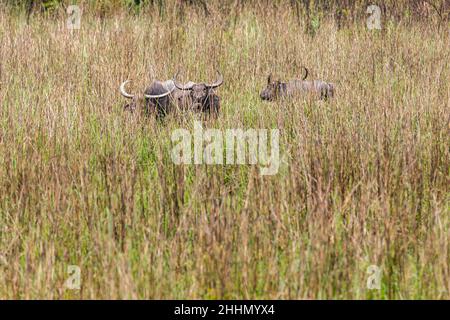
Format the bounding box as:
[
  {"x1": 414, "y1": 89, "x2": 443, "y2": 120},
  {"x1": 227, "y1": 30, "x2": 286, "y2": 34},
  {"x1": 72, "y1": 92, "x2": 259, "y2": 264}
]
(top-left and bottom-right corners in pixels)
[
  {"x1": 119, "y1": 80, "x2": 134, "y2": 99},
  {"x1": 173, "y1": 71, "x2": 195, "y2": 90},
  {"x1": 206, "y1": 70, "x2": 224, "y2": 89},
  {"x1": 144, "y1": 82, "x2": 176, "y2": 99},
  {"x1": 301, "y1": 66, "x2": 309, "y2": 81}
]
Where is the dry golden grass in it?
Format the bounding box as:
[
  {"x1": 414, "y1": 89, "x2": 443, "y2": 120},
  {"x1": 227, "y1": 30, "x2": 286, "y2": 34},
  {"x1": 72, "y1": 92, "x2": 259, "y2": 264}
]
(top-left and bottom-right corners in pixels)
[{"x1": 0, "y1": 3, "x2": 449, "y2": 299}]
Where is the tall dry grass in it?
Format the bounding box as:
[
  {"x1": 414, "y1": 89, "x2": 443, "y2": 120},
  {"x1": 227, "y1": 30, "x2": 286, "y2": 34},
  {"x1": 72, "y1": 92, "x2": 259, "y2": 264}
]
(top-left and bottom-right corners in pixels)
[{"x1": 0, "y1": 3, "x2": 449, "y2": 299}]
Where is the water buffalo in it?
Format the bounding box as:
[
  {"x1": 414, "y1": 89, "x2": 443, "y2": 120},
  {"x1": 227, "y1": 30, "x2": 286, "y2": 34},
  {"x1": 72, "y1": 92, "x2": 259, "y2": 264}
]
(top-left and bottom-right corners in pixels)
[
  {"x1": 172, "y1": 70, "x2": 223, "y2": 116},
  {"x1": 120, "y1": 79, "x2": 176, "y2": 116},
  {"x1": 260, "y1": 67, "x2": 335, "y2": 101},
  {"x1": 119, "y1": 70, "x2": 223, "y2": 118}
]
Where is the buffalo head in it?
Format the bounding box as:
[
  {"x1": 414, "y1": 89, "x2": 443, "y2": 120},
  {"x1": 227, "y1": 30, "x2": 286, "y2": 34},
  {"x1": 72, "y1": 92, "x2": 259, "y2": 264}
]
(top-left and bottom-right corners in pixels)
[{"x1": 173, "y1": 70, "x2": 223, "y2": 114}]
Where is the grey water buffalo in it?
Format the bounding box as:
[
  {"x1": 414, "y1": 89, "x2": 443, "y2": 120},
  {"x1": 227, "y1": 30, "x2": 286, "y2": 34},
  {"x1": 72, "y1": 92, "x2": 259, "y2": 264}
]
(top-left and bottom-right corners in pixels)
[
  {"x1": 119, "y1": 70, "x2": 223, "y2": 118},
  {"x1": 260, "y1": 67, "x2": 335, "y2": 101}
]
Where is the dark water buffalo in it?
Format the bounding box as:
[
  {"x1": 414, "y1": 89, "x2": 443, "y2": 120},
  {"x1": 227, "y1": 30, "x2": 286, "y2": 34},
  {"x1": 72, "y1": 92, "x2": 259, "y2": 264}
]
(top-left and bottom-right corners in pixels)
[
  {"x1": 260, "y1": 67, "x2": 335, "y2": 101},
  {"x1": 119, "y1": 70, "x2": 223, "y2": 118},
  {"x1": 120, "y1": 79, "x2": 176, "y2": 116},
  {"x1": 172, "y1": 70, "x2": 223, "y2": 116}
]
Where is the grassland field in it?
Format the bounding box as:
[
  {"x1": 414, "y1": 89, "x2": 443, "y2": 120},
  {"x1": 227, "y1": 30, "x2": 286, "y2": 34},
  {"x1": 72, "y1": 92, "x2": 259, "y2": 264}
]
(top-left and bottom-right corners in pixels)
[{"x1": 0, "y1": 1, "x2": 449, "y2": 299}]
